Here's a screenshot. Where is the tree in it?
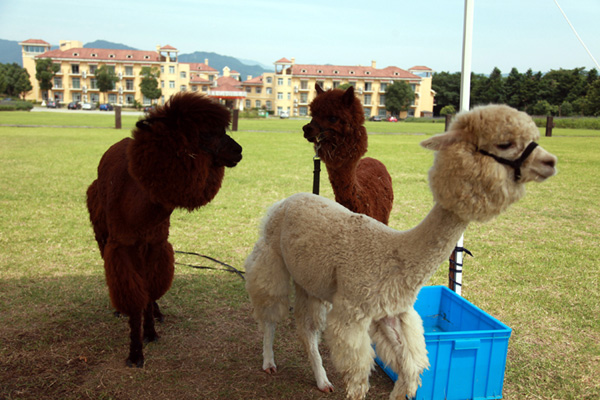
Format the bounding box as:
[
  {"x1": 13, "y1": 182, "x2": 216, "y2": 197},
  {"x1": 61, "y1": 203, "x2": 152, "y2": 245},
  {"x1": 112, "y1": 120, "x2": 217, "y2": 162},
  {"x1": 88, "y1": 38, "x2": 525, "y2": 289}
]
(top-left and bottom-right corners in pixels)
[
  {"x1": 585, "y1": 80, "x2": 600, "y2": 116},
  {"x1": 35, "y1": 58, "x2": 60, "y2": 101},
  {"x1": 139, "y1": 66, "x2": 162, "y2": 105},
  {"x1": 472, "y1": 67, "x2": 505, "y2": 106},
  {"x1": 96, "y1": 65, "x2": 119, "y2": 104},
  {"x1": 385, "y1": 81, "x2": 414, "y2": 116},
  {"x1": 1, "y1": 63, "x2": 33, "y2": 99},
  {"x1": 431, "y1": 71, "x2": 461, "y2": 115},
  {"x1": 440, "y1": 105, "x2": 456, "y2": 116},
  {"x1": 504, "y1": 68, "x2": 524, "y2": 110}
]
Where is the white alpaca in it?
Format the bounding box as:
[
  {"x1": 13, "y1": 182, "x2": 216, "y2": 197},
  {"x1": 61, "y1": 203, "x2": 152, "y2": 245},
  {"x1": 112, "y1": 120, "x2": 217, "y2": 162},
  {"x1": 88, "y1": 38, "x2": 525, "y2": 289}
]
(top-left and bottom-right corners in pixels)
[{"x1": 244, "y1": 105, "x2": 557, "y2": 400}]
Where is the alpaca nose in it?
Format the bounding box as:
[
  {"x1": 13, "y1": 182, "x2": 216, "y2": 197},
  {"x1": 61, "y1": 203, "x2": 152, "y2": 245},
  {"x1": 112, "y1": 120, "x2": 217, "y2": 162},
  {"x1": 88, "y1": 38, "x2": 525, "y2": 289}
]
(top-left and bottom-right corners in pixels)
[{"x1": 544, "y1": 155, "x2": 557, "y2": 169}]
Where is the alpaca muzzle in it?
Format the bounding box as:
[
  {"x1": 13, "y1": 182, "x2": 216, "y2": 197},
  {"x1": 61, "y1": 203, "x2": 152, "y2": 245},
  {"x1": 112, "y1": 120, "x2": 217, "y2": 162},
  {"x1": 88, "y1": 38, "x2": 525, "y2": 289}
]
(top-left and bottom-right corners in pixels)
[{"x1": 478, "y1": 141, "x2": 538, "y2": 181}]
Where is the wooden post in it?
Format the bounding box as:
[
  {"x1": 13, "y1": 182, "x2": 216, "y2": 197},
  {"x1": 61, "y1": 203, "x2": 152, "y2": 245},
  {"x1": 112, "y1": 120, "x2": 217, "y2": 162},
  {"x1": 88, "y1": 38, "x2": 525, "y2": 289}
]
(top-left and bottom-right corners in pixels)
[
  {"x1": 232, "y1": 109, "x2": 239, "y2": 131},
  {"x1": 445, "y1": 113, "x2": 453, "y2": 131},
  {"x1": 115, "y1": 105, "x2": 122, "y2": 130},
  {"x1": 545, "y1": 116, "x2": 554, "y2": 137}
]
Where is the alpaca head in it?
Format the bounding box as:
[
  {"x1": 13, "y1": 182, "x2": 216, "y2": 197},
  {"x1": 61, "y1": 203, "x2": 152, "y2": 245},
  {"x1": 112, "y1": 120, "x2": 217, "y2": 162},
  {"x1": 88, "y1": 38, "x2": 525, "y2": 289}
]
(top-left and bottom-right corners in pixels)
[
  {"x1": 421, "y1": 104, "x2": 557, "y2": 222},
  {"x1": 302, "y1": 84, "x2": 368, "y2": 168},
  {"x1": 128, "y1": 92, "x2": 242, "y2": 210}
]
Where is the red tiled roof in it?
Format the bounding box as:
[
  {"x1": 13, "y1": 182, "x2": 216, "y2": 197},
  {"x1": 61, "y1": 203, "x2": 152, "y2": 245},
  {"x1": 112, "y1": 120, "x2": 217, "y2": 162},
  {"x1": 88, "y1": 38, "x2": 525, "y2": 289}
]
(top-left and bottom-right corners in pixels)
[
  {"x1": 160, "y1": 45, "x2": 177, "y2": 51},
  {"x1": 290, "y1": 64, "x2": 419, "y2": 80},
  {"x1": 20, "y1": 39, "x2": 51, "y2": 46},
  {"x1": 242, "y1": 76, "x2": 263, "y2": 85},
  {"x1": 34, "y1": 47, "x2": 161, "y2": 63},
  {"x1": 190, "y1": 76, "x2": 212, "y2": 84},
  {"x1": 275, "y1": 57, "x2": 292, "y2": 64},
  {"x1": 185, "y1": 62, "x2": 218, "y2": 72},
  {"x1": 409, "y1": 66, "x2": 432, "y2": 71}
]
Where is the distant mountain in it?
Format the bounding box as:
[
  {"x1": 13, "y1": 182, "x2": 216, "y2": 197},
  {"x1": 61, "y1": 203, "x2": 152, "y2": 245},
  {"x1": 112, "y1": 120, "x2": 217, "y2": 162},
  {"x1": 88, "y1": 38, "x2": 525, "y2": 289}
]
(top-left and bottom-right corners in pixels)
[
  {"x1": 0, "y1": 39, "x2": 24, "y2": 66},
  {"x1": 179, "y1": 51, "x2": 270, "y2": 80},
  {"x1": 84, "y1": 40, "x2": 137, "y2": 50},
  {"x1": 0, "y1": 38, "x2": 270, "y2": 79}
]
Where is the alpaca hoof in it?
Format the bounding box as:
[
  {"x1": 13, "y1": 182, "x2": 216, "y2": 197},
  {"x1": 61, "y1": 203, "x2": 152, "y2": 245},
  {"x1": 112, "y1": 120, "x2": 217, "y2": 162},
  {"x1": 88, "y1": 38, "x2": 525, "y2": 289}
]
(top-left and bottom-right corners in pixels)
[
  {"x1": 263, "y1": 366, "x2": 277, "y2": 374},
  {"x1": 318, "y1": 384, "x2": 335, "y2": 393},
  {"x1": 126, "y1": 357, "x2": 144, "y2": 368},
  {"x1": 143, "y1": 333, "x2": 160, "y2": 344}
]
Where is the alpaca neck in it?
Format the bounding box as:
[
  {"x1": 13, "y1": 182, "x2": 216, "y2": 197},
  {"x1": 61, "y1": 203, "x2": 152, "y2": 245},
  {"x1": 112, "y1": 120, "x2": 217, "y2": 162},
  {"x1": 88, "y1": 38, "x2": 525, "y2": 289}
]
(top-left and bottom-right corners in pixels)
[
  {"x1": 400, "y1": 203, "x2": 469, "y2": 288},
  {"x1": 326, "y1": 161, "x2": 360, "y2": 203}
]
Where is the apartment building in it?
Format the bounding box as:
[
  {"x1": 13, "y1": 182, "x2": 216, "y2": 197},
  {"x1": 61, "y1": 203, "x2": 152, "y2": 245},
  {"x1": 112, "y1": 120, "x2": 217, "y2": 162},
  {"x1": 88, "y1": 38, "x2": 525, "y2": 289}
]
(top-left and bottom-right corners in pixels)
[
  {"x1": 20, "y1": 39, "x2": 434, "y2": 118},
  {"x1": 19, "y1": 39, "x2": 222, "y2": 106},
  {"x1": 242, "y1": 58, "x2": 434, "y2": 118}
]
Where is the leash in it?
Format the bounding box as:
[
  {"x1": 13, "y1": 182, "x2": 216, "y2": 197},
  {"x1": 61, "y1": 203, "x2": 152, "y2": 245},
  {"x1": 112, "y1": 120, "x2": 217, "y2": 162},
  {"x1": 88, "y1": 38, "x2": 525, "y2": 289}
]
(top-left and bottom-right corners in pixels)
[
  {"x1": 175, "y1": 250, "x2": 245, "y2": 281},
  {"x1": 313, "y1": 154, "x2": 321, "y2": 195}
]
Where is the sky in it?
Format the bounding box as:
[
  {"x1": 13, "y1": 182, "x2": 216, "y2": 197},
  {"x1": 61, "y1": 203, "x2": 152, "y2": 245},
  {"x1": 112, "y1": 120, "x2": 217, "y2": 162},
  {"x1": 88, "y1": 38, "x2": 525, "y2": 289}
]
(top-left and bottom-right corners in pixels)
[{"x1": 1, "y1": 0, "x2": 599, "y2": 74}]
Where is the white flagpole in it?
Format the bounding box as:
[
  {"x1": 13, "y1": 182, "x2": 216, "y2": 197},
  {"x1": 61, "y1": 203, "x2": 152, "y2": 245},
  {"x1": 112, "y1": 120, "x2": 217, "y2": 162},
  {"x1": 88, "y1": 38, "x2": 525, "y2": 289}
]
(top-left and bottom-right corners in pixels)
[{"x1": 451, "y1": 0, "x2": 474, "y2": 296}]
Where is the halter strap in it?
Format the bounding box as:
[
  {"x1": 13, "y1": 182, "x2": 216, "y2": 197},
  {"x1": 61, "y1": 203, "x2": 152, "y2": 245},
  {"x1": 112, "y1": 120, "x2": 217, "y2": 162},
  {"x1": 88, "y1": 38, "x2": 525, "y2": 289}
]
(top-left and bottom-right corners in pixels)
[{"x1": 478, "y1": 141, "x2": 539, "y2": 181}]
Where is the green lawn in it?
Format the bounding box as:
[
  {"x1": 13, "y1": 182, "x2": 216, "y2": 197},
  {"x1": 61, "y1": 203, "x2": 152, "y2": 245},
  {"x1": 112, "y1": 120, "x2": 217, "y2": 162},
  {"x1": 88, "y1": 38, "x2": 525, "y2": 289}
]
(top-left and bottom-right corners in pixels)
[{"x1": 0, "y1": 111, "x2": 598, "y2": 399}]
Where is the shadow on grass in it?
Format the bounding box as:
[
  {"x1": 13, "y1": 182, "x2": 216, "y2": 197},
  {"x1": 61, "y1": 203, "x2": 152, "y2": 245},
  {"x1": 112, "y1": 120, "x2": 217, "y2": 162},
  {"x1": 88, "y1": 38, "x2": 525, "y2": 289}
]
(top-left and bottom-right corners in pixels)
[{"x1": 0, "y1": 272, "x2": 395, "y2": 400}]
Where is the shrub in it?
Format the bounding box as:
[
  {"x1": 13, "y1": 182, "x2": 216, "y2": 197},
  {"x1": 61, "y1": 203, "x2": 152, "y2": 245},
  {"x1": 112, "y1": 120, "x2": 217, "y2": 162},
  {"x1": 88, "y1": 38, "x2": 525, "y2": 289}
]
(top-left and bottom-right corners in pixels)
[{"x1": 0, "y1": 99, "x2": 34, "y2": 111}]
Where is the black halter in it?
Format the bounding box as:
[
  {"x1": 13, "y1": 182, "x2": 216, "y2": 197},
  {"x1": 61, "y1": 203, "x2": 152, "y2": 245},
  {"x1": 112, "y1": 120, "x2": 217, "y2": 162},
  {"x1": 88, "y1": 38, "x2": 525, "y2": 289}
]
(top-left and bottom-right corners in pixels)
[{"x1": 478, "y1": 141, "x2": 539, "y2": 181}]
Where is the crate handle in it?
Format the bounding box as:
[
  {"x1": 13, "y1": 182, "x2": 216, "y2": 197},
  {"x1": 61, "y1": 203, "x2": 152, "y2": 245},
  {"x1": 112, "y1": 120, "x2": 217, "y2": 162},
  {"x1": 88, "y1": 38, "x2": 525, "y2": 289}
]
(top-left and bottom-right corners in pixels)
[{"x1": 454, "y1": 339, "x2": 480, "y2": 350}]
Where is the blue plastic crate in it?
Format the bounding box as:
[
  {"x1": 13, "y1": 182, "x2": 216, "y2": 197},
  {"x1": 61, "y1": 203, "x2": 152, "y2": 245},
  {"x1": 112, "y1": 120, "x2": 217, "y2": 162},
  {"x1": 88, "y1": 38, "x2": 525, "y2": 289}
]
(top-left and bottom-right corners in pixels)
[{"x1": 375, "y1": 285, "x2": 512, "y2": 400}]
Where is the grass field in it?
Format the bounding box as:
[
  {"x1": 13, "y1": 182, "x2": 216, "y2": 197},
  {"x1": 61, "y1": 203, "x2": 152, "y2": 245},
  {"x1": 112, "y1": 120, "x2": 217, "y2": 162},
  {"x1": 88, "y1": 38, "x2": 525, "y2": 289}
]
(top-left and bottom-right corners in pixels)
[{"x1": 0, "y1": 111, "x2": 598, "y2": 399}]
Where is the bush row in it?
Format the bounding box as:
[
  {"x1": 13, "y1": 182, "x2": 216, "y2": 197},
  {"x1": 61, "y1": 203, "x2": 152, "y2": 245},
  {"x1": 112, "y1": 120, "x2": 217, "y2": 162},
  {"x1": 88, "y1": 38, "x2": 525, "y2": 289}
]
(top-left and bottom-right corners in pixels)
[
  {"x1": 0, "y1": 101, "x2": 34, "y2": 111},
  {"x1": 532, "y1": 117, "x2": 600, "y2": 130}
]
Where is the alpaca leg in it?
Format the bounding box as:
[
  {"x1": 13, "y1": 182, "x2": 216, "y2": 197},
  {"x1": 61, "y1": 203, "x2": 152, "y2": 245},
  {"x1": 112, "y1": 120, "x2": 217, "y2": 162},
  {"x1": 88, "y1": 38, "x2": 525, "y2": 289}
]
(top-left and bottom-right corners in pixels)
[
  {"x1": 244, "y1": 238, "x2": 291, "y2": 374},
  {"x1": 325, "y1": 303, "x2": 374, "y2": 400},
  {"x1": 103, "y1": 241, "x2": 149, "y2": 367},
  {"x1": 143, "y1": 302, "x2": 159, "y2": 343},
  {"x1": 371, "y1": 307, "x2": 429, "y2": 400},
  {"x1": 294, "y1": 284, "x2": 333, "y2": 393},
  {"x1": 152, "y1": 301, "x2": 164, "y2": 322},
  {"x1": 127, "y1": 311, "x2": 145, "y2": 368}
]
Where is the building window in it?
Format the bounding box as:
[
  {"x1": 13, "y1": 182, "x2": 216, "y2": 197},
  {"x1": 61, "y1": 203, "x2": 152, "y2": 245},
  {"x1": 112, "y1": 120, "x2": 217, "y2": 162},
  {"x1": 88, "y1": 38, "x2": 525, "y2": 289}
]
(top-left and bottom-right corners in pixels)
[
  {"x1": 277, "y1": 92, "x2": 283, "y2": 100},
  {"x1": 266, "y1": 77, "x2": 272, "y2": 84},
  {"x1": 126, "y1": 94, "x2": 135, "y2": 104},
  {"x1": 245, "y1": 100, "x2": 251, "y2": 108},
  {"x1": 266, "y1": 88, "x2": 272, "y2": 95},
  {"x1": 202, "y1": 85, "x2": 208, "y2": 92},
  {"x1": 277, "y1": 78, "x2": 283, "y2": 86},
  {"x1": 169, "y1": 81, "x2": 175, "y2": 88},
  {"x1": 126, "y1": 80, "x2": 134, "y2": 90},
  {"x1": 246, "y1": 87, "x2": 252, "y2": 93},
  {"x1": 89, "y1": 65, "x2": 97, "y2": 75},
  {"x1": 180, "y1": 85, "x2": 186, "y2": 92},
  {"x1": 255, "y1": 100, "x2": 261, "y2": 108},
  {"x1": 108, "y1": 94, "x2": 117, "y2": 103},
  {"x1": 71, "y1": 64, "x2": 79, "y2": 74},
  {"x1": 125, "y1": 66, "x2": 133, "y2": 76},
  {"x1": 161, "y1": 80, "x2": 164, "y2": 88},
  {"x1": 288, "y1": 78, "x2": 291, "y2": 86},
  {"x1": 365, "y1": 82, "x2": 372, "y2": 92},
  {"x1": 256, "y1": 87, "x2": 261, "y2": 94},
  {"x1": 299, "y1": 106, "x2": 308, "y2": 116},
  {"x1": 53, "y1": 77, "x2": 62, "y2": 89},
  {"x1": 333, "y1": 81, "x2": 340, "y2": 89},
  {"x1": 364, "y1": 94, "x2": 371, "y2": 105},
  {"x1": 379, "y1": 94, "x2": 386, "y2": 106},
  {"x1": 169, "y1": 66, "x2": 175, "y2": 74},
  {"x1": 266, "y1": 101, "x2": 272, "y2": 110},
  {"x1": 180, "y1": 71, "x2": 186, "y2": 79},
  {"x1": 160, "y1": 66, "x2": 164, "y2": 74},
  {"x1": 72, "y1": 78, "x2": 80, "y2": 89},
  {"x1": 300, "y1": 80, "x2": 308, "y2": 90},
  {"x1": 90, "y1": 79, "x2": 98, "y2": 90},
  {"x1": 380, "y1": 83, "x2": 388, "y2": 92},
  {"x1": 300, "y1": 93, "x2": 308, "y2": 103},
  {"x1": 192, "y1": 85, "x2": 198, "y2": 92}
]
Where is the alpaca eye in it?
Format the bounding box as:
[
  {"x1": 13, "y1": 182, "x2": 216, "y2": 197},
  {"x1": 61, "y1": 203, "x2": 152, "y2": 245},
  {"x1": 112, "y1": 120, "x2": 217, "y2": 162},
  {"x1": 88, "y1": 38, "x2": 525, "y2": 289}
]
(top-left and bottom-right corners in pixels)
[
  {"x1": 496, "y1": 142, "x2": 513, "y2": 150},
  {"x1": 328, "y1": 116, "x2": 339, "y2": 123}
]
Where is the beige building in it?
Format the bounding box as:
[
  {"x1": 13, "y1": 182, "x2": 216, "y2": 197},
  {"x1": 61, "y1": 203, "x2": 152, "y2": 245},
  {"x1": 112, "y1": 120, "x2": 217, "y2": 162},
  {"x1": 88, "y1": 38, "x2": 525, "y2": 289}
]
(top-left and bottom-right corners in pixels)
[
  {"x1": 19, "y1": 39, "x2": 230, "y2": 107},
  {"x1": 19, "y1": 39, "x2": 434, "y2": 117},
  {"x1": 242, "y1": 58, "x2": 434, "y2": 118}
]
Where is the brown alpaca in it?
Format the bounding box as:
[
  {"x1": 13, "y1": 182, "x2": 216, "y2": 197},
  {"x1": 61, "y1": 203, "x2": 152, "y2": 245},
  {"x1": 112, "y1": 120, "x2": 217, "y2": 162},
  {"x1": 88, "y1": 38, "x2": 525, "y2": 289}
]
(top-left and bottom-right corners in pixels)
[
  {"x1": 302, "y1": 85, "x2": 393, "y2": 224},
  {"x1": 86, "y1": 92, "x2": 242, "y2": 368}
]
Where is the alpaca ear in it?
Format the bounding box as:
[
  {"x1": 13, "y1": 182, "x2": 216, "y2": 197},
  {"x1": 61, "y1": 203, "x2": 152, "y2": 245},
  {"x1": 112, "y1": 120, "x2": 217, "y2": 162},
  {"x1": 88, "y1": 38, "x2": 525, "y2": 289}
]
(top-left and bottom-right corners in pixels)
[
  {"x1": 342, "y1": 86, "x2": 355, "y2": 106},
  {"x1": 420, "y1": 131, "x2": 460, "y2": 151},
  {"x1": 315, "y1": 83, "x2": 325, "y2": 95}
]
